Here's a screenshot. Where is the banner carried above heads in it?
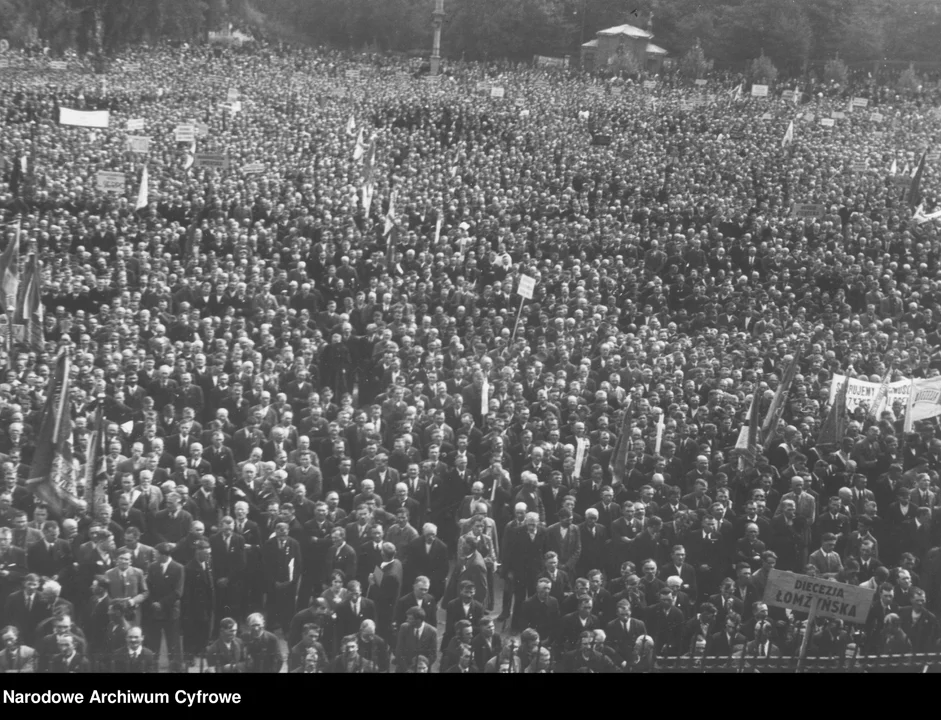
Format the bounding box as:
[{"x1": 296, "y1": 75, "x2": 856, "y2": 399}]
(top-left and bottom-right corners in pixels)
[
  {"x1": 174, "y1": 124, "x2": 195, "y2": 142},
  {"x1": 126, "y1": 118, "x2": 145, "y2": 132},
  {"x1": 904, "y1": 377, "x2": 941, "y2": 429},
  {"x1": 126, "y1": 136, "x2": 151, "y2": 154},
  {"x1": 96, "y1": 171, "x2": 126, "y2": 192},
  {"x1": 751, "y1": 84, "x2": 768, "y2": 97},
  {"x1": 764, "y1": 570, "x2": 873, "y2": 624},
  {"x1": 828, "y1": 373, "x2": 911, "y2": 414},
  {"x1": 193, "y1": 153, "x2": 229, "y2": 170},
  {"x1": 59, "y1": 107, "x2": 110, "y2": 128}
]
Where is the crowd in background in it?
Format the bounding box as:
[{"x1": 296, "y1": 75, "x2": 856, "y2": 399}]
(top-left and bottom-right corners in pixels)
[{"x1": 0, "y1": 39, "x2": 939, "y2": 673}]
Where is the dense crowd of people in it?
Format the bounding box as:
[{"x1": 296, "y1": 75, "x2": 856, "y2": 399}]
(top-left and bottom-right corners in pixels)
[{"x1": 0, "y1": 39, "x2": 939, "y2": 674}]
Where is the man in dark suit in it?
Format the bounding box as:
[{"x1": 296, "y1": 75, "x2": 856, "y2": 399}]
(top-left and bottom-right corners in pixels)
[
  {"x1": 898, "y1": 588, "x2": 939, "y2": 653},
  {"x1": 403, "y1": 523, "x2": 450, "y2": 600},
  {"x1": 605, "y1": 599, "x2": 648, "y2": 668},
  {"x1": 575, "y1": 509, "x2": 608, "y2": 580},
  {"x1": 659, "y1": 545, "x2": 699, "y2": 604},
  {"x1": 3, "y1": 574, "x2": 47, "y2": 647},
  {"x1": 0, "y1": 528, "x2": 27, "y2": 610},
  {"x1": 680, "y1": 602, "x2": 718, "y2": 656},
  {"x1": 242, "y1": 613, "x2": 284, "y2": 673},
  {"x1": 181, "y1": 540, "x2": 215, "y2": 658},
  {"x1": 142, "y1": 543, "x2": 184, "y2": 672},
  {"x1": 705, "y1": 613, "x2": 746, "y2": 657},
  {"x1": 686, "y1": 515, "x2": 726, "y2": 599},
  {"x1": 151, "y1": 493, "x2": 193, "y2": 548},
  {"x1": 324, "y1": 527, "x2": 357, "y2": 590},
  {"x1": 262, "y1": 523, "x2": 302, "y2": 632},
  {"x1": 365, "y1": 542, "x2": 403, "y2": 642},
  {"x1": 118, "y1": 527, "x2": 157, "y2": 572},
  {"x1": 442, "y1": 579, "x2": 486, "y2": 648},
  {"x1": 394, "y1": 576, "x2": 438, "y2": 629},
  {"x1": 507, "y1": 513, "x2": 549, "y2": 632},
  {"x1": 26, "y1": 519, "x2": 71, "y2": 575},
  {"x1": 538, "y1": 551, "x2": 573, "y2": 604},
  {"x1": 356, "y1": 525, "x2": 385, "y2": 588},
  {"x1": 336, "y1": 580, "x2": 377, "y2": 637},
  {"x1": 557, "y1": 594, "x2": 600, "y2": 653},
  {"x1": 470, "y1": 616, "x2": 503, "y2": 672},
  {"x1": 205, "y1": 617, "x2": 249, "y2": 673},
  {"x1": 903, "y1": 507, "x2": 933, "y2": 566},
  {"x1": 394, "y1": 606, "x2": 437, "y2": 672},
  {"x1": 645, "y1": 586, "x2": 685, "y2": 656},
  {"x1": 209, "y1": 516, "x2": 246, "y2": 622},
  {"x1": 520, "y1": 577, "x2": 561, "y2": 645},
  {"x1": 46, "y1": 634, "x2": 90, "y2": 673},
  {"x1": 111, "y1": 626, "x2": 157, "y2": 672}
]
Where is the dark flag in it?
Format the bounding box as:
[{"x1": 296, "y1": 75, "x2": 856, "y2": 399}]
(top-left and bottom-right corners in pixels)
[
  {"x1": 909, "y1": 149, "x2": 928, "y2": 209},
  {"x1": 27, "y1": 349, "x2": 77, "y2": 514},
  {"x1": 13, "y1": 254, "x2": 43, "y2": 351},
  {"x1": 817, "y1": 377, "x2": 848, "y2": 448}
]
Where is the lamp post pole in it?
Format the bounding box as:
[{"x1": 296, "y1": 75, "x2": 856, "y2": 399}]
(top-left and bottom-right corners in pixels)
[{"x1": 431, "y1": 0, "x2": 444, "y2": 76}]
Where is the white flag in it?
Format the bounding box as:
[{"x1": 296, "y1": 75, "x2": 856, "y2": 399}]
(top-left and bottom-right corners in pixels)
[
  {"x1": 383, "y1": 189, "x2": 398, "y2": 237},
  {"x1": 434, "y1": 214, "x2": 443, "y2": 245},
  {"x1": 781, "y1": 120, "x2": 794, "y2": 147},
  {"x1": 890, "y1": 158, "x2": 897, "y2": 175},
  {"x1": 913, "y1": 204, "x2": 941, "y2": 225},
  {"x1": 346, "y1": 114, "x2": 356, "y2": 137},
  {"x1": 353, "y1": 128, "x2": 365, "y2": 162},
  {"x1": 362, "y1": 181, "x2": 375, "y2": 216},
  {"x1": 135, "y1": 166, "x2": 149, "y2": 210},
  {"x1": 183, "y1": 139, "x2": 196, "y2": 170}
]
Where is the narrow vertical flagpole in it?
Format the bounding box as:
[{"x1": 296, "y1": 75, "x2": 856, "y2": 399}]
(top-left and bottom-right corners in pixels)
[
  {"x1": 796, "y1": 606, "x2": 816, "y2": 673},
  {"x1": 509, "y1": 296, "x2": 525, "y2": 346}
]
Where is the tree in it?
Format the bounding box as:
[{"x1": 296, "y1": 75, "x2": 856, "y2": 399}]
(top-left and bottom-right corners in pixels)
[
  {"x1": 750, "y1": 53, "x2": 778, "y2": 83},
  {"x1": 823, "y1": 57, "x2": 847, "y2": 86},
  {"x1": 898, "y1": 64, "x2": 920, "y2": 93},
  {"x1": 677, "y1": 39, "x2": 712, "y2": 79}
]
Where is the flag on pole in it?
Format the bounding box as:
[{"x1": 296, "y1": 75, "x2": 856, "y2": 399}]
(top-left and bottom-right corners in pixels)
[
  {"x1": 728, "y1": 83, "x2": 742, "y2": 103},
  {"x1": 346, "y1": 114, "x2": 356, "y2": 137},
  {"x1": 14, "y1": 254, "x2": 43, "y2": 351},
  {"x1": 735, "y1": 390, "x2": 761, "y2": 470},
  {"x1": 83, "y1": 403, "x2": 107, "y2": 507},
  {"x1": 27, "y1": 349, "x2": 78, "y2": 514},
  {"x1": 609, "y1": 398, "x2": 633, "y2": 485},
  {"x1": 817, "y1": 378, "x2": 848, "y2": 447},
  {"x1": 910, "y1": 149, "x2": 928, "y2": 209},
  {"x1": 904, "y1": 377, "x2": 941, "y2": 432},
  {"x1": 135, "y1": 166, "x2": 149, "y2": 210},
  {"x1": 434, "y1": 213, "x2": 443, "y2": 245},
  {"x1": 363, "y1": 138, "x2": 376, "y2": 185},
  {"x1": 781, "y1": 120, "x2": 794, "y2": 147},
  {"x1": 183, "y1": 139, "x2": 196, "y2": 171},
  {"x1": 869, "y1": 366, "x2": 894, "y2": 419},
  {"x1": 890, "y1": 158, "x2": 898, "y2": 176},
  {"x1": 383, "y1": 189, "x2": 398, "y2": 238},
  {"x1": 353, "y1": 128, "x2": 366, "y2": 162},
  {"x1": 0, "y1": 219, "x2": 20, "y2": 317},
  {"x1": 913, "y1": 204, "x2": 941, "y2": 225},
  {"x1": 361, "y1": 181, "x2": 375, "y2": 216},
  {"x1": 761, "y1": 350, "x2": 801, "y2": 449},
  {"x1": 654, "y1": 411, "x2": 665, "y2": 455}
]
